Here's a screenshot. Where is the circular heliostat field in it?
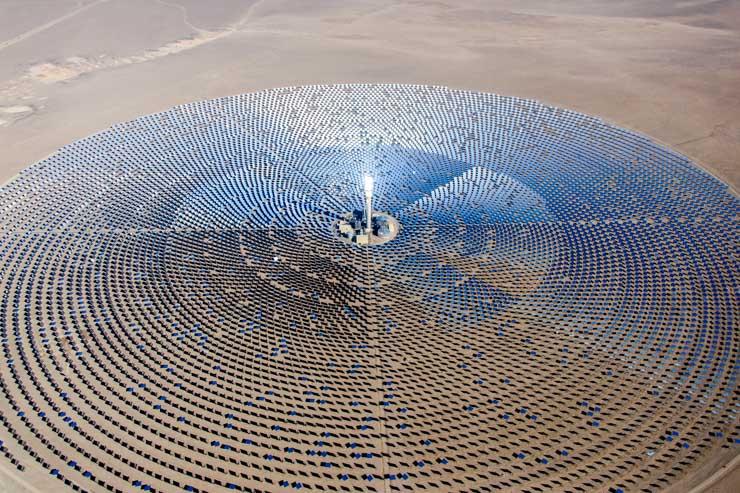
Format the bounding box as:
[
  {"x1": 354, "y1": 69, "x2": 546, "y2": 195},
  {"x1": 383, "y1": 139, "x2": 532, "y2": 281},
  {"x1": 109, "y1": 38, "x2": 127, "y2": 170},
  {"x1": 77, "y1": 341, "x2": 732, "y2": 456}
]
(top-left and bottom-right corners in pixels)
[{"x1": 0, "y1": 85, "x2": 737, "y2": 493}]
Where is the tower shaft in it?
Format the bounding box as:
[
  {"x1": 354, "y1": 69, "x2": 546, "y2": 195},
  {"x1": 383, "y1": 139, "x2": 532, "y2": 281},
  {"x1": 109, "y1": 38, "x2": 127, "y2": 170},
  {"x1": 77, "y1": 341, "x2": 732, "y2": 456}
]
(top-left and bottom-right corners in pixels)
[{"x1": 363, "y1": 174, "x2": 374, "y2": 234}]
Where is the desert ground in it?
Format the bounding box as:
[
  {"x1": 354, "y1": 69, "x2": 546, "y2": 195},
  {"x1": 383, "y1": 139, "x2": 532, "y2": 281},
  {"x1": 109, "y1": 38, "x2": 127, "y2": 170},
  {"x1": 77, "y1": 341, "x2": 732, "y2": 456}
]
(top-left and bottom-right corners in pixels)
[{"x1": 0, "y1": 1, "x2": 737, "y2": 492}]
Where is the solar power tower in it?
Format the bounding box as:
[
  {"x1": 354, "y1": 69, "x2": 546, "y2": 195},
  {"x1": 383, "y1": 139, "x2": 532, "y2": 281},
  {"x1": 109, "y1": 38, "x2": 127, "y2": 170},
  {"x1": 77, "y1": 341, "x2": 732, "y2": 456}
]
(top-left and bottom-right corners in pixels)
[{"x1": 364, "y1": 174, "x2": 374, "y2": 234}]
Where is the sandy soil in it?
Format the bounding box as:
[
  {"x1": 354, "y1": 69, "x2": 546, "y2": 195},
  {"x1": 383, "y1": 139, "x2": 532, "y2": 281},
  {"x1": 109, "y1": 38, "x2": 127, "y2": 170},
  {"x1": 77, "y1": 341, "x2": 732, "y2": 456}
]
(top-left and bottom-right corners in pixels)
[{"x1": 0, "y1": 1, "x2": 737, "y2": 491}]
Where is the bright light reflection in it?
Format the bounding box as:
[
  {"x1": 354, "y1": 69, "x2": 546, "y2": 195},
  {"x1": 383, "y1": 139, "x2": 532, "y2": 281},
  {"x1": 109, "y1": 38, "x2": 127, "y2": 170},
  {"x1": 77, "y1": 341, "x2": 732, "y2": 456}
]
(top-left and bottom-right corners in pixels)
[{"x1": 363, "y1": 174, "x2": 374, "y2": 194}]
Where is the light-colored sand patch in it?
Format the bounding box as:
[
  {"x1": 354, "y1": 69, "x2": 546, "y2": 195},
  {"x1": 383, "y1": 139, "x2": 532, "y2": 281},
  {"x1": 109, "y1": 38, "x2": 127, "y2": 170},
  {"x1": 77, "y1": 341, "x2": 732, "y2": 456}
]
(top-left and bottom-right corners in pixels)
[
  {"x1": 15, "y1": 12, "x2": 254, "y2": 89},
  {"x1": 0, "y1": 105, "x2": 33, "y2": 114},
  {"x1": 28, "y1": 62, "x2": 84, "y2": 83},
  {"x1": 24, "y1": 31, "x2": 233, "y2": 86},
  {"x1": 0, "y1": 104, "x2": 34, "y2": 126},
  {"x1": 20, "y1": 0, "x2": 270, "y2": 87}
]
